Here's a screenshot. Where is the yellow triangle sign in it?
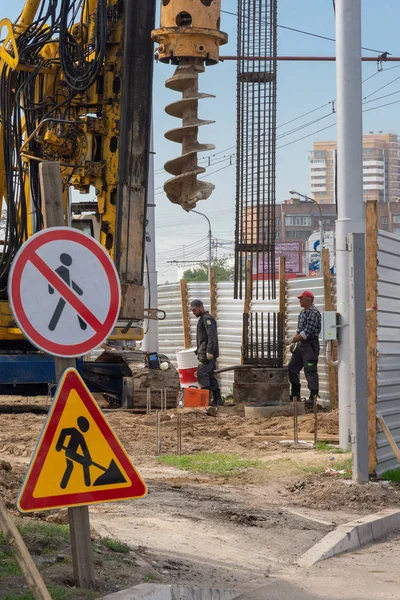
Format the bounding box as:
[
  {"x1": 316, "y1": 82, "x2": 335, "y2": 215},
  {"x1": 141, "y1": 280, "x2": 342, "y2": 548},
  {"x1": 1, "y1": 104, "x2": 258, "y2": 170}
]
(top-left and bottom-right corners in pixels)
[{"x1": 17, "y1": 368, "x2": 147, "y2": 512}]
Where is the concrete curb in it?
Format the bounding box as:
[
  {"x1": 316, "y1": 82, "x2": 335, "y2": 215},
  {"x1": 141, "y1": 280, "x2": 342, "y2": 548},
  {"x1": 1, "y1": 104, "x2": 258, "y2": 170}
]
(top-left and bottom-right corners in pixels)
[
  {"x1": 298, "y1": 508, "x2": 400, "y2": 567},
  {"x1": 99, "y1": 584, "x2": 240, "y2": 600}
]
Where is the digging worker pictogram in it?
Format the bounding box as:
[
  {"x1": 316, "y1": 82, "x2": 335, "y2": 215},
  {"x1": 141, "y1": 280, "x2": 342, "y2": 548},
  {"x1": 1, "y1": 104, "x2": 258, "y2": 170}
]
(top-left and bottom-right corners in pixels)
[
  {"x1": 287, "y1": 290, "x2": 321, "y2": 408},
  {"x1": 190, "y1": 299, "x2": 223, "y2": 406},
  {"x1": 56, "y1": 416, "x2": 93, "y2": 489},
  {"x1": 48, "y1": 253, "x2": 87, "y2": 331},
  {"x1": 56, "y1": 415, "x2": 127, "y2": 490}
]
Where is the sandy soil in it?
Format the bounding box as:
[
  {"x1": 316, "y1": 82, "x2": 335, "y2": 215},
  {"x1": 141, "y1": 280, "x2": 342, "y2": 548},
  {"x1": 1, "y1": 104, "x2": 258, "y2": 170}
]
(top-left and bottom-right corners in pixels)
[{"x1": 1, "y1": 400, "x2": 399, "y2": 589}]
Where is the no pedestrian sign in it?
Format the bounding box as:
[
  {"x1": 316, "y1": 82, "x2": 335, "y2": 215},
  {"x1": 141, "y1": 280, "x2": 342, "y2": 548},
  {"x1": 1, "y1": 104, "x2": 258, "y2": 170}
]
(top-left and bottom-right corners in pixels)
[{"x1": 8, "y1": 227, "x2": 121, "y2": 357}]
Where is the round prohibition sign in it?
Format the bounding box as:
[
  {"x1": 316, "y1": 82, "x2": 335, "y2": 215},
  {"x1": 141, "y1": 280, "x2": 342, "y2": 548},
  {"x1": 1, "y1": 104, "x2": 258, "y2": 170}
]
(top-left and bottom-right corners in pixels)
[{"x1": 8, "y1": 227, "x2": 121, "y2": 357}]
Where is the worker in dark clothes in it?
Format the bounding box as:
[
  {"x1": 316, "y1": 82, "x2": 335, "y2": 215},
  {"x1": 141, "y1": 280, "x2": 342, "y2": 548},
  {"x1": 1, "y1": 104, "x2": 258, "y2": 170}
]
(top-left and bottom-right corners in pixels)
[
  {"x1": 190, "y1": 299, "x2": 223, "y2": 406},
  {"x1": 287, "y1": 290, "x2": 321, "y2": 408}
]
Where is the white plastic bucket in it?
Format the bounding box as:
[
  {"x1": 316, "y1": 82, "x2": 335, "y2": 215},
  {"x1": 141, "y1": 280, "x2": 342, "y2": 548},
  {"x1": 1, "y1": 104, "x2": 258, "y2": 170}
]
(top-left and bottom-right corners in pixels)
[{"x1": 176, "y1": 348, "x2": 199, "y2": 388}]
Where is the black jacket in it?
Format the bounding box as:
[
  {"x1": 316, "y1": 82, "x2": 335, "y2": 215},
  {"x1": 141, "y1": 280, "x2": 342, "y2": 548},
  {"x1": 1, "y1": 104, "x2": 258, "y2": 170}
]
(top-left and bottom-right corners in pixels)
[{"x1": 196, "y1": 311, "x2": 219, "y2": 362}]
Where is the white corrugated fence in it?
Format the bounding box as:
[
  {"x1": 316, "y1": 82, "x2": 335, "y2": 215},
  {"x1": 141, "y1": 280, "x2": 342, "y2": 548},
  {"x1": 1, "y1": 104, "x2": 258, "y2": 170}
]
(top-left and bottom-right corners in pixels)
[{"x1": 158, "y1": 276, "x2": 336, "y2": 402}]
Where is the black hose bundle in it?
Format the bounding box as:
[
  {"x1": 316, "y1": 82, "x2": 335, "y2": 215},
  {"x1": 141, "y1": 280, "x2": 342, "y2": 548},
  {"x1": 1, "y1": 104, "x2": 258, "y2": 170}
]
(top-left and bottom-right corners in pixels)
[
  {"x1": 59, "y1": 0, "x2": 107, "y2": 92},
  {"x1": 0, "y1": 0, "x2": 107, "y2": 295}
]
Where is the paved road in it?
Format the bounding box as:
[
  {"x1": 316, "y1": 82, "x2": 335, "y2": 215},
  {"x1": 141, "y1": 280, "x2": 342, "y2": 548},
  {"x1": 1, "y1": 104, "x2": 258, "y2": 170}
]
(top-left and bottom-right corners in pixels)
[{"x1": 237, "y1": 533, "x2": 400, "y2": 599}]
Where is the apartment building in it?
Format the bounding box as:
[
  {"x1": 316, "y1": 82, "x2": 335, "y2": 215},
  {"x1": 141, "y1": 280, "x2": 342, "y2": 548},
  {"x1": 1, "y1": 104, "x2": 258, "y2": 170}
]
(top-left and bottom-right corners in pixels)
[
  {"x1": 309, "y1": 133, "x2": 400, "y2": 204},
  {"x1": 245, "y1": 199, "x2": 400, "y2": 245}
]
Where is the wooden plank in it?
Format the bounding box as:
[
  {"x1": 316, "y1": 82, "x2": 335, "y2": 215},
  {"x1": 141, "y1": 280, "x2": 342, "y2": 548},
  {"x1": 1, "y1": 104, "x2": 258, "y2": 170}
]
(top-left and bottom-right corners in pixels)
[
  {"x1": 377, "y1": 416, "x2": 400, "y2": 464},
  {"x1": 241, "y1": 259, "x2": 252, "y2": 364},
  {"x1": 209, "y1": 266, "x2": 217, "y2": 317},
  {"x1": 180, "y1": 279, "x2": 191, "y2": 349},
  {"x1": 0, "y1": 496, "x2": 52, "y2": 600},
  {"x1": 39, "y1": 161, "x2": 66, "y2": 228},
  {"x1": 279, "y1": 256, "x2": 287, "y2": 364},
  {"x1": 279, "y1": 256, "x2": 286, "y2": 314},
  {"x1": 244, "y1": 258, "x2": 252, "y2": 315},
  {"x1": 322, "y1": 248, "x2": 338, "y2": 410},
  {"x1": 39, "y1": 161, "x2": 95, "y2": 590},
  {"x1": 366, "y1": 201, "x2": 378, "y2": 474}
]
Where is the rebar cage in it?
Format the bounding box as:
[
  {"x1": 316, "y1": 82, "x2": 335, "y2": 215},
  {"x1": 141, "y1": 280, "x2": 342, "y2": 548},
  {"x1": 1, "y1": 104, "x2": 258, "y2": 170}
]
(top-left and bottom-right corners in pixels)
[
  {"x1": 242, "y1": 311, "x2": 284, "y2": 367},
  {"x1": 234, "y1": 0, "x2": 278, "y2": 301}
]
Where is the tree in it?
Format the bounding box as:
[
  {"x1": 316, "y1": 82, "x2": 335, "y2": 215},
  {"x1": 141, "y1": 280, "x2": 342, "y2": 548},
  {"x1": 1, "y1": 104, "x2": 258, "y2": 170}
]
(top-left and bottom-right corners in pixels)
[{"x1": 183, "y1": 258, "x2": 234, "y2": 282}]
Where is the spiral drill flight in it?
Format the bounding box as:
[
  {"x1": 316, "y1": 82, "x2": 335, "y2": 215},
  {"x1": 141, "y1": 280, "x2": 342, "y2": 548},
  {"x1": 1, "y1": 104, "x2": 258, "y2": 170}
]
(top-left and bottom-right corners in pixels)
[{"x1": 152, "y1": 0, "x2": 227, "y2": 211}]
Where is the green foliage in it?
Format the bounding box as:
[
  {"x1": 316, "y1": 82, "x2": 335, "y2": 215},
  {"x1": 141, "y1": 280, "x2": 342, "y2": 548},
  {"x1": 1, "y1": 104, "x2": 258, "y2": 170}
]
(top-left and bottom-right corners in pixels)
[
  {"x1": 381, "y1": 468, "x2": 400, "y2": 482},
  {"x1": 100, "y1": 537, "x2": 131, "y2": 554},
  {"x1": 17, "y1": 522, "x2": 70, "y2": 554},
  {"x1": 3, "y1": 585, "x2": 97, "y2": 600},
  {"x1": 183, "y1": 258, "x2": 234, "y2": 282},
  {"x1": 158, "y1": 452, "x2": 262, "y2": 476},
  {"x1": 314, "y1": 442, "x2": 346, "y2": 454}
]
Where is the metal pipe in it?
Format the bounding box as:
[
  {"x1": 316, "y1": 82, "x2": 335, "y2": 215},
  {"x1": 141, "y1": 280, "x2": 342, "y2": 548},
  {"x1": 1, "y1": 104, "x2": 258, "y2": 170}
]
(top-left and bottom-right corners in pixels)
[
  {"x1": 335, "y1": 0, "x2": 365, "y2": 450},
  {"x1": 220, "y1": 55, "x2": 400, "y2": 62}
]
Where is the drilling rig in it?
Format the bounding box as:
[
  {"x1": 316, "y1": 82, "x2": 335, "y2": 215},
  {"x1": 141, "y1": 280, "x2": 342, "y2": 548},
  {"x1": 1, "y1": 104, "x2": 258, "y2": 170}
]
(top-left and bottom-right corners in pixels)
[
  {"x1": 0, "y1": 0, "x2": 158, "y2": 404},
  {"x1": 152, "y1": 0, "x2": 228, "y2": 211}
]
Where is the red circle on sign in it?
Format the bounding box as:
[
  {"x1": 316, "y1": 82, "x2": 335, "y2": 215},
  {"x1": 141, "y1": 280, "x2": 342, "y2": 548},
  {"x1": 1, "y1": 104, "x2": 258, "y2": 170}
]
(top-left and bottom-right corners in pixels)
[{"x1": 8, "y1": 228, "x2": 121, "y2": 357}]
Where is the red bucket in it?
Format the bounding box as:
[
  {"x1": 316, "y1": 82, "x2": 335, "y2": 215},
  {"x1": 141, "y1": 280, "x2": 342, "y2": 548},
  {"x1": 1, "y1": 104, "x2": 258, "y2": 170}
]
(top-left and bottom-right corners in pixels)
[{"x1": 178, "y1": 366, "x2": 198, "y2": 387}]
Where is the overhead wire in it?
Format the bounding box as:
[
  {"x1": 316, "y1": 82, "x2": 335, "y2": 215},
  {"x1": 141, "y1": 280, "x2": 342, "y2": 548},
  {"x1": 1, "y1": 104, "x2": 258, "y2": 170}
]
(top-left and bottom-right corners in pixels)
[{"x1": 221, "y1": 10, "x2": 389, "y2": 54}]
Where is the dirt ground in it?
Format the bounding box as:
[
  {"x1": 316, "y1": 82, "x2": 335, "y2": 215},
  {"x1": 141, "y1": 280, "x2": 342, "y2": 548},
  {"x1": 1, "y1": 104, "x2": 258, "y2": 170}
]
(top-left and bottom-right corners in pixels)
[{"x1": 1, "y1": 399, "x2": 399, "y2": 594}]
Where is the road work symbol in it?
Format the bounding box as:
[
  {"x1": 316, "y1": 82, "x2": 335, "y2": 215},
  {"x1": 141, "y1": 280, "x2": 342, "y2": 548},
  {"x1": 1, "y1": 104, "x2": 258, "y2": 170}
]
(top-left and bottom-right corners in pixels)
[
  {"x1": 8, "y1": 227, "x2": 121, "y2": 357},
  {"x1": 17, "y1": 368, "x2": 147, "y2": 512},
  {"x1": 56, "y1": 416, "x2": 126, "y2": 489},
  {"x1": 49, "y1": 254, "x2": 87, "y2": 332}
]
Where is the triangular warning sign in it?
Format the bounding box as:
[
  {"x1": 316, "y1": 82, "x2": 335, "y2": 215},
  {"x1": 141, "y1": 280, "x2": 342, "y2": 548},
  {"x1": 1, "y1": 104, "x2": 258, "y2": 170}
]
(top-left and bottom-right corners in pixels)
[{"x1": 17, "y1": 368, "x2": 147, "y2": 512}]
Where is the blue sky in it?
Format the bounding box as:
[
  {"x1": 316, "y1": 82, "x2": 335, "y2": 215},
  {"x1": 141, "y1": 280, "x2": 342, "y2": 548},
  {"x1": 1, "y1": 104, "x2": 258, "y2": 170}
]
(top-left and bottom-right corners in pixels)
[
  {"x1": 154, "y1": 1, "x2": 400, "y2": 281},
  {"x1": 1, "y1": 0, "x2": 399, "y2": 282}
]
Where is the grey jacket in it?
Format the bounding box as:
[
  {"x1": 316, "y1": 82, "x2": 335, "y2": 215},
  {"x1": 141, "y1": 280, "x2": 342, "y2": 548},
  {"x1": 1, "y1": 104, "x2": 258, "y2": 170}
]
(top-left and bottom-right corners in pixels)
[{"x1": 196, "y1": 312, "x2": 219, "y2": 362}]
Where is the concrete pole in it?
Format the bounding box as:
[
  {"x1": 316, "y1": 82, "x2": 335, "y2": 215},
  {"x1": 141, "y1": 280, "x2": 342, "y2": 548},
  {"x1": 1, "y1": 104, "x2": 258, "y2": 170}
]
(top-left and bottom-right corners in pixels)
[
  {"x1": 335, "y1": 0, "x2": 365, "y2": 449},
  {"x1": 142, "y1": 123, "x2": 159, "y2": 353}
]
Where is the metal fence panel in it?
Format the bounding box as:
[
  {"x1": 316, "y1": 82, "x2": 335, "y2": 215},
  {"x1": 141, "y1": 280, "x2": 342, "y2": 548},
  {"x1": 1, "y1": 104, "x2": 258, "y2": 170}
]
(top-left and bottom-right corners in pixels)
[
  {"x1": 158, "y1": 276, "x2": 336, "y2": 403},
  {"x1": 286, "y1": 276, "x2": 336, "y2": 405},
  {"x1": 376, "y1": 230, "x2": 400, "y2": 475}
]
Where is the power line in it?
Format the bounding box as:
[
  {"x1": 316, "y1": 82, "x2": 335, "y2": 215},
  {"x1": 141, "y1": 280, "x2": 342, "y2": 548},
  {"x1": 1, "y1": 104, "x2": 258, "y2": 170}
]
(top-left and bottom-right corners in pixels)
[{"x1": 220, "y1": 10, "x2": 388, "y2": 54}]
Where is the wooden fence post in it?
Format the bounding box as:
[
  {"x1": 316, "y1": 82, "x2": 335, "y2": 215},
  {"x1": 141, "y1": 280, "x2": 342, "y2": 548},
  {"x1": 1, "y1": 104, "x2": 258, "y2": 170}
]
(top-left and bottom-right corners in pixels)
[
  {"x1": 279, "y1": 257, "x2": 286, "y2": 362},
  {"x1": 241, "y1": 259, "x2": 252, "y2": 364},
  {"x1": 180, "y1": 279, "x2": 191, "y2": 349},
  {"x1": 366, "y1": 200, "x2": 378, "y2": 474},
  {"x1": 322, "y1": 248, "x2": 338, "y2": 410}
]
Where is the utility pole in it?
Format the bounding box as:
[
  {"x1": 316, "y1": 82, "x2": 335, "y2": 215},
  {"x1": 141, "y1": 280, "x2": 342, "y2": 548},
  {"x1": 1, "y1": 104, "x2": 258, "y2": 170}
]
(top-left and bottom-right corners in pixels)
[
  {"x1": 192, "y1": 210, "x2": 212, "y2": 281},
  {"x1": 336, "y1": 0, "x2": 367, "y2": 470}
]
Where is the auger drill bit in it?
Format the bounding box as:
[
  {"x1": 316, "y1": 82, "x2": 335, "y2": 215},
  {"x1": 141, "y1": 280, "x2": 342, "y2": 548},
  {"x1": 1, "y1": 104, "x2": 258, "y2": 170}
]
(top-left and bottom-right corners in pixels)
[
  {"x1": 164, "y1": 59, "x2": 215, "y2": 211},
  {"x1": 152, "y1": 0, "x2": 228, "y2": 211}
]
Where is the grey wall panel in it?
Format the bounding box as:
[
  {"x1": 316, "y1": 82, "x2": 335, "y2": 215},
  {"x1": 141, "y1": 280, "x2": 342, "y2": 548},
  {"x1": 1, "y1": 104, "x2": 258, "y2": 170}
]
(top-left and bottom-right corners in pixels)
[{"x1": 375, "y1": 230, "x2": 400, "y2": 475}]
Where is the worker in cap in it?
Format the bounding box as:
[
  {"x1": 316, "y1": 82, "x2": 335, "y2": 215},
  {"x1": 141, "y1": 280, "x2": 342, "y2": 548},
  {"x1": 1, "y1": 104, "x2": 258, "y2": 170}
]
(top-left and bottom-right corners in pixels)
[
  {"x1": 190, "y1": 299, "x2": 223, "y2": 406},
  {"x1": 286, "y1": 290, "x2": 321, "y2": 408}
]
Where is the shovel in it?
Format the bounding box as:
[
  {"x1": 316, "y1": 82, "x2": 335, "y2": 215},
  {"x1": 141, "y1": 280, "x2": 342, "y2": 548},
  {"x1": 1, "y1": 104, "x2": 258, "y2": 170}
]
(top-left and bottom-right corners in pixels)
[
  {"x1": 91, "y1": 458, "x2": 127, "y2": 487},
  {"x1": 60, "y1": 446, "x2": 126, "y2": 486}
]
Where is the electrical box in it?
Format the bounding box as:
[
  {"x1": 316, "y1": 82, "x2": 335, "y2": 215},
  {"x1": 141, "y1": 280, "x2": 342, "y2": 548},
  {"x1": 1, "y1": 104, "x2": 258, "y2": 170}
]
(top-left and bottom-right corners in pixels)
[{"x1": 322, "y1": 311, "x2": 338, "y2": 341}]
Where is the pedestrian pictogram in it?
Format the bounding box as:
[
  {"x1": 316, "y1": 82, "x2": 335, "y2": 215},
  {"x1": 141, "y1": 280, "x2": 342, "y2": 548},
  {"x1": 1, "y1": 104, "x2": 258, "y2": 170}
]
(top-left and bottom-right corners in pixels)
[
  {"x1": 17, "y1": 368, "x2": 147, "y2": 512},
  {"x1": 48, "y1": 253, "x2": 87, "y2": 332},
  {"x1": 8, "y1": 227, "x2": 121, "y2": 357}
]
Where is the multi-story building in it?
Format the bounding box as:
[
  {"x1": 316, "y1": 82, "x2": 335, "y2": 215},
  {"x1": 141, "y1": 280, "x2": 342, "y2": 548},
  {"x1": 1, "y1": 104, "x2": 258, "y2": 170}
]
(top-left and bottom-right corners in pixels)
[{"x1": 309, "y1": 133, "x2": 400, "y2": 204}]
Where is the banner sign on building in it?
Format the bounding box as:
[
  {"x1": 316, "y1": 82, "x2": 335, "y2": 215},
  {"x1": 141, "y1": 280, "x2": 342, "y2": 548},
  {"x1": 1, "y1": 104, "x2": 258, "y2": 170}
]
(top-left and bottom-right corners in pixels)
[{"x1": 258, "y1": 242, "x2": 302, "y2": 275}]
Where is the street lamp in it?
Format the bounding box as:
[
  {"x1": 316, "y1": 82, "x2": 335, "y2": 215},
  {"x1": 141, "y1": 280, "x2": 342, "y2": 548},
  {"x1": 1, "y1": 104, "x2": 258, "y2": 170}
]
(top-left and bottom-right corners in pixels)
[
  {"x1": 192, "y1": 210, "x2": 212, "y2": 282},
  {"x1": 289, "y1": 189, "x2": 324, "y2": 276}
]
